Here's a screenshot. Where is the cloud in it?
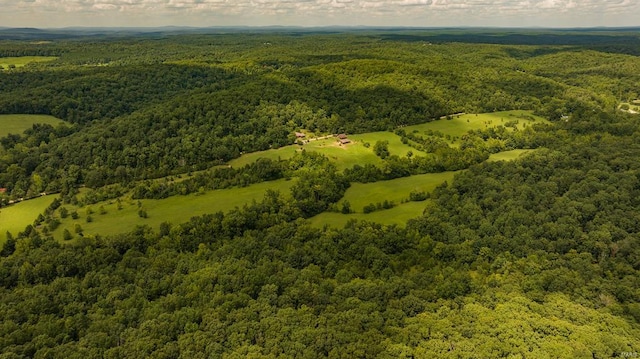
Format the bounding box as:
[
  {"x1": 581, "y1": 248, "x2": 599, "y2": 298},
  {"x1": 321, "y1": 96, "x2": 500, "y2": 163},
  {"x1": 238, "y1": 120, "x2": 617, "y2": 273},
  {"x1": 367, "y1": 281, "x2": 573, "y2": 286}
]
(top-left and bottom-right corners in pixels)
[{"x1": 0, "y1": 0, "x2": 638, "y2": 27}]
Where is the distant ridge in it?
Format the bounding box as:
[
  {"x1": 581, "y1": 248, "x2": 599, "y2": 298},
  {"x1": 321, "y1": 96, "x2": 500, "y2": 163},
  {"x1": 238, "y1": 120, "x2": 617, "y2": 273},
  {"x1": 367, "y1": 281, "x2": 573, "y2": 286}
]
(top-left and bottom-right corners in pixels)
[{"x1": 0, "y1": 25, "x2": 639, "y2": 41}]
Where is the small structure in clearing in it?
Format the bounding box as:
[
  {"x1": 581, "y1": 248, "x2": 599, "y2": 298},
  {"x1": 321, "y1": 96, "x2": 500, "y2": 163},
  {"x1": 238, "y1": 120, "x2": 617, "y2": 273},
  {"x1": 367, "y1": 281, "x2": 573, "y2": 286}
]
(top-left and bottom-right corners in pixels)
[
  {"x1": 339, "y1": 138, "x2": 351, "y2": 145},
  {"x1": 295, "y1": 132, "x2": 306, "y2": 138},
  {"x1": 337, "y1": 133, "x2": 348, "y2": 140}
]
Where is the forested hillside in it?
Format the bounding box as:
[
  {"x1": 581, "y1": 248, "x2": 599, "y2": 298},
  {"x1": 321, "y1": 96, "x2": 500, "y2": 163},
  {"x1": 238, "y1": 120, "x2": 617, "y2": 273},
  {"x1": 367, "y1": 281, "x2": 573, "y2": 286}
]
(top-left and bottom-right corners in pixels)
[
  {"x1": 1, "y1": 29, "x2": 640, "y2": 357},
  {"x1": 1, "y1": 30, "x2": 639, "y2": 198}
]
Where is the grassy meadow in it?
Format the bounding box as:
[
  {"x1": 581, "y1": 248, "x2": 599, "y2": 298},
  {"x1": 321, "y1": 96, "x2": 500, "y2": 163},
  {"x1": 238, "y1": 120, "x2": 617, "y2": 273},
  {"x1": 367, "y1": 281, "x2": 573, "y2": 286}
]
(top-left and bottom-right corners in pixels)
[
  {"x1": 50, "y1": 179, "x2": 295, "y2": 241},
  {"x1": 230, "y1": 132, "x2": 424, "y2": 170},
  {"x1": 0, "y1": 114, "x2": 66, "y2": 137},
  {"x1": 0, "y1": 56, "x2": 58, "y2": 70},
  {"x1": 230, "y1": 111, "x2": 544, "y2": 171},
  {"x1": 487, "y1": 149, "x2": 535, "y2": 162},
  {"x1": 404, "y1": 110, "x2": 547, "y2": 145},
  {"x1": 0, "y1": 195, "x2": 58, "y2": 244},
  {"x1": 1, "y1": 111, "x2": 543, "y2": 242},
  {"x1": 309, "y1": 171, "x2": 457, "y2": 228}
]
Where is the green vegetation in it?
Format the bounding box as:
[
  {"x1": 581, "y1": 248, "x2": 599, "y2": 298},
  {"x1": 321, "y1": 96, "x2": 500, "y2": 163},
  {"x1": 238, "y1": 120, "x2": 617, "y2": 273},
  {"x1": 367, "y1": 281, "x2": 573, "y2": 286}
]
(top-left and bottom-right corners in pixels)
[
  {"x1": 343, "y1": 171, "x2": 454, "y2": 212},
  {"x1": 487, "y1": 148, "x2": 535, "y2": 162},
  {"x1": 0, "y1": 56, "x2": 57, "y2": 70},
  {"x1": 2, "y1": 29, "x2": 640, "y2": 358},
  {"x1": 404, "y1": 110, "x2": 548, "y2": 146},
  {"x1": 619, "y1": 102, "x2": 640, "y2": 114},
  {"x1": 0, "y1": 114, "x2": 65, "y2": 137},
  {"x1": 50, "y1": 179, "x2": 295, "y2": 240},
  {"x1": 310, "y1": 200, "x2": 433, "y2": 227},
  {"x1": 310, "y1": 172, "x2": 455, "y2": 227},
  {"x1": 229, "y1": 137, "x2": 386, "y2": 171},
  {"x1": 0, "y1": 195, "x2": 57, "y2": 243},
  {"x1": 230, "y1": 132, "x2": 421, "y2": 171}
]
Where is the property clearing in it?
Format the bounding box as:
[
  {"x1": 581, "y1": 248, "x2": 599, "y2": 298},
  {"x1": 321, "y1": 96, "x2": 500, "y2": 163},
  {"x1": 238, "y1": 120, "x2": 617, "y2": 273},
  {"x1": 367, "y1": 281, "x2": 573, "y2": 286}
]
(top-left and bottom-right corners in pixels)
[
  {"x1": 404, "y1": 110, "x2": 547, "y2": 145},
  {"x1": 309, "y1": 171, "x2": 456, "y2": 228},
  {"x1": 0, "y1": 114, "x2": 66, "y2": 137},
  {"x1": 0, "y1": 195, "x2": 58, "y2": 244},
  {"x1": 0, "y1": 56, "x2": 58, "y2": 70},
  {"x1": 50, "y1": 178, "x2": 295, "y2": 241},
  {"x1": 230, "y1": 132, "x2": 424, "y2": 171}
]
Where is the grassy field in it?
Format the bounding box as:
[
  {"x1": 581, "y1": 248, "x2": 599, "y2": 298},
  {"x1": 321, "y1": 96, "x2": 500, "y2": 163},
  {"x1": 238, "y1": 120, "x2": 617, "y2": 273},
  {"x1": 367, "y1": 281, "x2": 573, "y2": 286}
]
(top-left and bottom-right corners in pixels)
[
  {"x1": 404, "y1": 110, "x2": 548, "y2": 142},
  {"x1": 0, "y1": 56, "x2": 58, "y2": 70},
  {"x1": 310, "y1": 147, "x2": 535, "y2": 229},
  {"x1": 0, "y1": 114, "x2": 66, "y2": 137},
  {"x1": 0, "y1": 195, "x2": 58, "y2": 244},
  {"x1": 3, "y1": 111, "x2": 543, "y2": 241},
  {"x1": 230, "y1": 111, "x2": 544, "y2": 171},
  {"x1": 229, "y1": 133, "x2": 424, "y2": 171},
  {"x1": 51, "y1": 179, "x2": 295, "y2": 241},
  {"x1": 487, "y1": 149, "x2": 535, "y2": 162},
  {"x1": 309, "y1": 171, "x2": 456, "y2": 228},
  {"x1": 308, "y1": 201, "x2": 434, "y2": 228}
]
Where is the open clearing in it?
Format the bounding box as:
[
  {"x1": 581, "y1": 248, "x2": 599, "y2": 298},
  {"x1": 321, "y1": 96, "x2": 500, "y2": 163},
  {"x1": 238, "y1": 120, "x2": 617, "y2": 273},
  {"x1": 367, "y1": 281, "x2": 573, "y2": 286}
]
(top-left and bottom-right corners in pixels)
[
  {"x1": 0, "y1": 195, "x2": 57, "y2": 244},
  {"x1": 230, "y1": 111, "x2": 543, "y2": 170},
  {"x1": 229, "y1": 132, "x2": 424, "y2": 170},
  {"x1": 309, "y1": 171, "x2": 456, "y2": 228},
  {"x1": 487, "y1": 149, "x2": 535, "y2": 162},
  {"x1": 404, "y1": 110, "x2": 547, "y2": 142},
  {"x1": 338, "y1": 171, "x2": 457, "y2": 212},
  {"x1": 5, "y1": 111, "x2": 544, "y2": 241},
  {"x1": 0, "y1": 114, "x2": 66, "y2": 137},
  {"x1": 310, "y1": 147, "x2": 535, "y2": 228},
  {"x1": 0, "y1": 56, "x2": 58, "y2": 70},
  {"x1": 308, "y1": 200, "x2": 432, "y2": 227},
  {"x1": 51, "y1": 179, "x2": 295, "y2": 241}
]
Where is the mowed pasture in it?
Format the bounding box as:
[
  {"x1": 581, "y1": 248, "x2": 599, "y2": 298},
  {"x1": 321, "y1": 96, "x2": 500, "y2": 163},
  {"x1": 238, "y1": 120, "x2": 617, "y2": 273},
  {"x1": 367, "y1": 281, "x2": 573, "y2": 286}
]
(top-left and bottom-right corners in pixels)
[
  {"x1": 50, "y1": 179, "x2": 295, "y2": 241},
  {"x1": 229, "y1": 132, "x2": 425, "y2": 171},
  {"x1": 404, "y1": 110, "x2": 548, "y2": 144},
  {"x1": 0, "y1": 56, "x2": 58, "y2": 70},
  {"x1": 0, "y1": 114, "x2": 66, "y2": 137},
  {"x1": 487, "y1": 149, "x2": 535, "y2": 162},
  {"x1": 309, "y1": 171, "x2": 456, "y2": 228},
  {"x1": 230, "y1": 111, "x2": 544, "y2": 171},
  {"x1": 0, "y1": 195, "x2": 58, "y2": 244}
]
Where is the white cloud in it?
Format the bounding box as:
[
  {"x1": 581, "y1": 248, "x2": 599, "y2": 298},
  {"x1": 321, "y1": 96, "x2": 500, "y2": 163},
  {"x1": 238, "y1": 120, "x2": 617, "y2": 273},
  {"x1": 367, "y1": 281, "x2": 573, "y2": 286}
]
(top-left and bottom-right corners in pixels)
[{"x1": 0, "y1": 0, "x2": 638, "y2": 27}]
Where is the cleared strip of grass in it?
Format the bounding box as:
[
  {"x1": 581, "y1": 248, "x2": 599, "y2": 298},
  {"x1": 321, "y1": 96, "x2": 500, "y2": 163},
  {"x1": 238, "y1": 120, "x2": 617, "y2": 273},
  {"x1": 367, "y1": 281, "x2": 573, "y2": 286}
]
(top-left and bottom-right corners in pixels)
[
  {"x1": 0, "y1": 56, "x2": 57, "y2": 69},
  {"x1": 51, "y1": 179, "x2": 295, "y2": 241},
  {"x1": 404, "y1": 110, "x2": 548, "y2": 139},
  {"x1": 487, "y1": 149, "x2": 535, "y2": 162},
  {"x1": 342, "y1": 171, "x2": 457, "y2": 212},
  {"x1": 309, "y1": 200, "x2": 433, "y2": 228},
  {"x1": 0, "y1": 114, "x2": 66, "y2": 137},
  {"x1": 310, "y1": 147, "x2": 534, "y2": 228},
  {"x1": 0, "y1": 195, "x2": 58, "y2": 244},
  {"x1": 309, "y1": 171, "x2": 456, "y2": 228}
]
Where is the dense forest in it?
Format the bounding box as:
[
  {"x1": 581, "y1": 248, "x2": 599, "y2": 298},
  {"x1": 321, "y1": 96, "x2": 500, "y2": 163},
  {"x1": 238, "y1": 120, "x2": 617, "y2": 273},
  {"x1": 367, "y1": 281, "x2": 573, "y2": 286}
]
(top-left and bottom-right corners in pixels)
[{"x1": 1, "y1": 29, "x2": 640, "y2": 357}]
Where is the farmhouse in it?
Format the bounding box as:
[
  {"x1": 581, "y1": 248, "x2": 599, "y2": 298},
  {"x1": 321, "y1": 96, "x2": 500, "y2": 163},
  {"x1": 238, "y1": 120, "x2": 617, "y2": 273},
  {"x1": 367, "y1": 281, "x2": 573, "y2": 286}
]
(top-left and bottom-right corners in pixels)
[
  {"x1": 295, "y1": 132, "x2": 306, "y2": 138},
  {"x1": 337, "y1": 133, "x2": 348, "y2": 140},
  {"x1": 339, "y1": 138, "x2": 351, "y2": 145}
]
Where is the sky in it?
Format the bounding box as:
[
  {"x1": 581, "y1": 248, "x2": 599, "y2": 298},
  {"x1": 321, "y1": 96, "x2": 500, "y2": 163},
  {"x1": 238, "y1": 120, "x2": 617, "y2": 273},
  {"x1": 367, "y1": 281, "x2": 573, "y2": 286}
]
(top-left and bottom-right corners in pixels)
[{"x1": 0, "y1": 0, "x2": 638, "y2": 28}]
